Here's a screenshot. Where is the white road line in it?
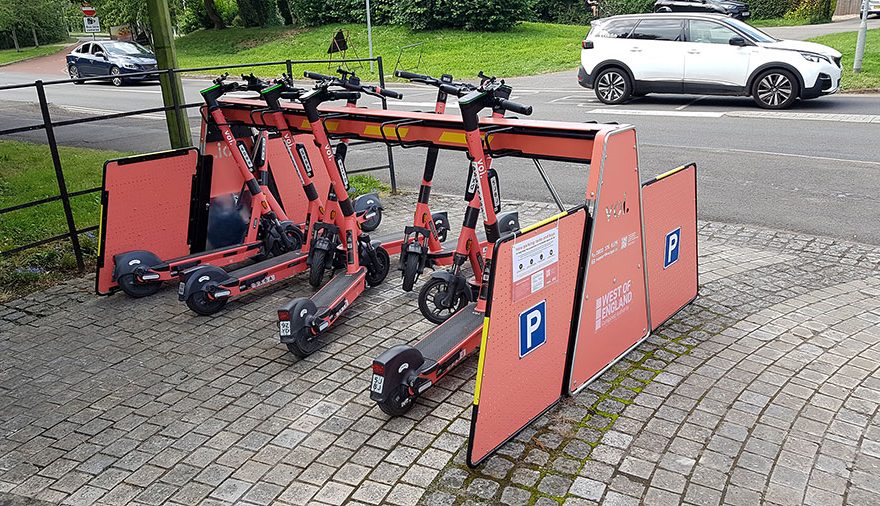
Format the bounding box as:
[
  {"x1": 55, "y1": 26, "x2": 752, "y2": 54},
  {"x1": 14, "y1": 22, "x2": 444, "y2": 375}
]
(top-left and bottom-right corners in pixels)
[
  {"x1": 645, "y1": 143, "x2": 880, "y2": 166},
  {"x1": 675, "y1": 96, "x2": 703, "y2": 110},
  {"x1": 581, "y1": 107, "x2": 725, "y2": 118},
  {"x1": 56, "y1": 104, "x2": 166, "y2": 120}
]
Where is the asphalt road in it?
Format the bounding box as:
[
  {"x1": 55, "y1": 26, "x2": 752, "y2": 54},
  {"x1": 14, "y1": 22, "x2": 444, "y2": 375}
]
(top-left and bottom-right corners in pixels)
[{"x1": 2, "y1": 54, "x2": 879, "y2": 245}]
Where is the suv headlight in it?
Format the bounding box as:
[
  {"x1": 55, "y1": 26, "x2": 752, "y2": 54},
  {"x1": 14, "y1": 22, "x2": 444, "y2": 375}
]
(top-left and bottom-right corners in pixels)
[{"x1": 801, "y1": 52, "x2": 830, "y2": 64}]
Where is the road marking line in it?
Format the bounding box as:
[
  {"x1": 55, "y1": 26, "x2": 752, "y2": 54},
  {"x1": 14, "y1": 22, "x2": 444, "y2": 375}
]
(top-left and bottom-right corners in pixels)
[
  {"x1": 57, "y1": 104, "x2": 167, "y2": 120},
  {"x1": 726, "y1": 111, "x2": 879, "y2": 123},
  {"x1": 581, "y1": 107, "x2": 725, "y2": 118},
  {"x1": 645, "y1": 143, "x2": 880, "y2": 167},
  {"x1": 675, "y1": 96, "x2": 703, "y2": 110}
]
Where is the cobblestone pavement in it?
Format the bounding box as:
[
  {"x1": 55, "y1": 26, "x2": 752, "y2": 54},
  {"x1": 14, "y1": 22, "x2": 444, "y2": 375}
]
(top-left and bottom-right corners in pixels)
[{"x1": 1, "y1": 194, "x2": 879, "y2": 506}]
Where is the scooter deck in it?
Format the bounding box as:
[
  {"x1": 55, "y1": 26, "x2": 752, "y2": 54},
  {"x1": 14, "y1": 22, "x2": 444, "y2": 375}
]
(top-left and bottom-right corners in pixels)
[
  {"x1": 155, "y1": 242, "x2": 262, "y2": 270},
  {"x1": 313, "y1": 268, "x2": 366, "y2": 308},
  {"x1": 415, "y1": 303, "x2": 483, "y2": 368},
  {"x1": 225, "y1": 250, "x2": 306, "y2": 281}
]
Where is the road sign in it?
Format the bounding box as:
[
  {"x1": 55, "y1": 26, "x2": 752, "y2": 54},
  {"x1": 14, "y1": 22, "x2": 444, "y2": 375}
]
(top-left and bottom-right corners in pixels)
[
  {"x1": 83, "y1": 16, "x2": 101, "y2": 33},
  {"x1": 664, "y1": 227, "x2": 680, "y2": 268},
  {"x1": 81, "y1": 5, "x2": 97, "y2": 16},
  {"x1": 519, "y1": 301, "x2": 546, "y2": 358}
]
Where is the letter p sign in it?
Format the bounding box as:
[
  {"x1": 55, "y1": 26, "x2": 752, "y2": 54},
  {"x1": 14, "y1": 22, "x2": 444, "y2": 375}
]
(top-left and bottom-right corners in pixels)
[
  {"x1": 664, "y1": 227, "x2": 681, "y2": 269},
  {"x1": 519, "y1": 301, "x2": 546, "y2": 358}
]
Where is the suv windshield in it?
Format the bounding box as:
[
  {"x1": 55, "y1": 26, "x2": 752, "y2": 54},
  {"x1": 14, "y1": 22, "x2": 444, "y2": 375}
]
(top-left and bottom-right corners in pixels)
[
  {"x1": 103, "y1": 42, "x2": 153, "y2": 56},
  {"x1": 722, "y1": 18, "x2": 777, "y2": 43}
]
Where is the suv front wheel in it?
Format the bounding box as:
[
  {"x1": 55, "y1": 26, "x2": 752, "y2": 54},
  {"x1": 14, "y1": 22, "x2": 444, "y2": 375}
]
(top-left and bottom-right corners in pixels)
[
  {"x1": 751, "y1": 69, "x2": 798, "y2": 109},
  {"x1": 594, "y1": 67, "x2": 632, "y2": 105}
]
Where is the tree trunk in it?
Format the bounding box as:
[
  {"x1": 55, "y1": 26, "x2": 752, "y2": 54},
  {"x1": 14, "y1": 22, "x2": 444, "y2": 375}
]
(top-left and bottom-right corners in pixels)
[
  {"x1": 32, "y1": 26, "x2": 39, "y2": 47},
  {"x1": 11, "y1": 27, "x2": 20, "y2": 51},
  {"x1": 277, "y1": 0, "x2": 293, "y2": 24},
  {"x1": 204, "y1": 0, "x2": 225, "y2": 29}
]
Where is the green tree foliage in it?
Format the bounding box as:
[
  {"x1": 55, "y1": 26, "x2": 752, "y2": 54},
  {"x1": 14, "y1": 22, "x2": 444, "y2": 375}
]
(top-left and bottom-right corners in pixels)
[
  {"x1": 393, "y1": 0, "x2": 528, "y2": 31},
  {"x1": 235, "y1": 0, "x2": 282, "y2": 27},
  {"x1": 1, "y1": 0, "x2": 69, "y2": 50}
]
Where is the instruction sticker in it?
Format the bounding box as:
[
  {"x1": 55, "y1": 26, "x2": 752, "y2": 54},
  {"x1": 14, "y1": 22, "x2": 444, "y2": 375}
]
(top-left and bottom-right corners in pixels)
[{"x1": 512, "y1": 227, "x2": 559, "y2": 301}]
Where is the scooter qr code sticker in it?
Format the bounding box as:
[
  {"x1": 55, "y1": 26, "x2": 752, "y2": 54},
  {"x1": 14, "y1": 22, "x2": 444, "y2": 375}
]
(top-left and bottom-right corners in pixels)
[
  {"x1": 371, "y1": 374, "x2": 384, "y2": 394},
  {"x1": 279, "y1": 321, "x2": 291, "y2": 337}
]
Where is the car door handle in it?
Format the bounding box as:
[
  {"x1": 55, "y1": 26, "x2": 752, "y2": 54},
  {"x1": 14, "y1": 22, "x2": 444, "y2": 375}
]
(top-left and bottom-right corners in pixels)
[
  {"x1": 629, "y1": 48, "x2": 642, "y2": 52},
  {"x1": 687, "y1": 49, "x2": 700, "y2": 54}
]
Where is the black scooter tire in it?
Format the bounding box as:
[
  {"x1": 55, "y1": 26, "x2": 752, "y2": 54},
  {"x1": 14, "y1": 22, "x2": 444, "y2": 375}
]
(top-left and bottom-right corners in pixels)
[
  {"x1": 117, "y1": 274, "x2": 162, "y2": 298},
  {"x1": 401, "y1": 253, "x2": 420, "y2": 292},
  {"x1": 365, "y1": 246, "x2": 390, "y2": 287},
  {"x1": 377, "y1": 384, "x2": 417, "y2": 417},
  {"x1": 186, "y1": 291, "x2": 228, "y2": 316},
  {"x1": 418, "y1": 277, "x2": 467, "y2": 325},
  {"x1": 309, "y1": 249, "x2": 327, "y2": 288}
]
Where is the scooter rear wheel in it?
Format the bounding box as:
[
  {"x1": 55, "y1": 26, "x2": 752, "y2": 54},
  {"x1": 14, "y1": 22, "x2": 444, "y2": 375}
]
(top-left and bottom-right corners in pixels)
[
  {"x1": 377, "y1": 384, "x2": 417, "y2": 417},
  {"x1": 117, "y1": 274, "x2": 162, "y2": 298},
  {"x1": 402, "y1": 253, "x2": 420, "y2": 292},
  {"x1": 418, "y1": 277, "x2": 467, "y2": 324},
  {"x1": 186, "y1": 291, "x2": 228, "y2": 316},
  {"x1": 365, "y1": 246, "x2": 390, "y2": 287},
  {"x1": 309, "y1": 249, "x2": 328, "y2": 288}
]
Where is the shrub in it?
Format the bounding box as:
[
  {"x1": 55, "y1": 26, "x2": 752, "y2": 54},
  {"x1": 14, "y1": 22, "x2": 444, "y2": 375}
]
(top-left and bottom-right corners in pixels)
[{"x1": 393, "y1": 0, "x2": 528, "y2": 31}]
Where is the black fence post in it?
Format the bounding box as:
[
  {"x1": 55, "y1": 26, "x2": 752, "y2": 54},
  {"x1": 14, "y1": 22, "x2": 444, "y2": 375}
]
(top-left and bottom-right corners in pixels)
[
  {"x1": 376, "y1": 56, "x2": 397, "y2": 194},
  {"x1": 35, "y1": 80, "x2": 85, "y2": 271},
  {"x1": 286, "y1": 59, "x2": 293, "y2": 79}
]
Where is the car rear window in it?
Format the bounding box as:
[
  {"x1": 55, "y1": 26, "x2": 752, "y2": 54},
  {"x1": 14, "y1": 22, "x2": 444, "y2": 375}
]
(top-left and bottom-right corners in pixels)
[
  {"x1": 630, "y1": 19, "x2": 683, "y2": 41},
  {"x1": 591, "y1": 19, "x2": 638, "y2": 38}
]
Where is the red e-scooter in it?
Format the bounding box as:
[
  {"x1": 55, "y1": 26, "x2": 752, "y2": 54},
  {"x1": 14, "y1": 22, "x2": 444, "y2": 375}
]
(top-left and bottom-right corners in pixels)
[
  {"x1": 277, "y1": 74, "x2": 403, "y2": 357},
  {"x1": 109, "y1": 74, "x2": 304, "y2": 298},
  {"x1": 370, "y1": 78, "x2": 533, "y2": 415},
  {"x1": 177, "y1": 75, "x2": 390, "y2": 314}
]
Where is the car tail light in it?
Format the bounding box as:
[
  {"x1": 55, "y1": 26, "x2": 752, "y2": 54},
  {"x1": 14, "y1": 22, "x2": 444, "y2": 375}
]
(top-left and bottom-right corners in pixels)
[
  {"x1": 582, "y1": 40, "x2": 594, "y2": 49},
  {"x1": 278, "y1": 309, "x2": 290, "y2": 320},
  {"x1": 372, "y1": 362, "x2": 385, "y2": 376}
]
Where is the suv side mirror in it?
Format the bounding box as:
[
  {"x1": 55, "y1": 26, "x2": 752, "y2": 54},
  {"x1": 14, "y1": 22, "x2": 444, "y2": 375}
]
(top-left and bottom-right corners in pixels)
[{"x1": 729, "y1": 36, "x2": 747, "y2": 46}]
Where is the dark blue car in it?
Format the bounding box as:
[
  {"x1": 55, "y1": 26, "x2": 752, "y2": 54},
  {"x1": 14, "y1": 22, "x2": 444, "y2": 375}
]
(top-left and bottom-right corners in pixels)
[{"x1": 66, "y1": 41, "x2": 159, "y2": 86}]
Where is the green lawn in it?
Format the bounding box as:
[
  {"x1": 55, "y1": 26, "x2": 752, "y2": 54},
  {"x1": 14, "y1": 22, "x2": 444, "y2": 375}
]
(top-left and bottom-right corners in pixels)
[
  {"x1": 749, "y1": 17, "x2": 812, "y2": 28},
  {"x1": 176, "y1": 22, "x2": 588, "y2": 79},
  {"x1": 809, "y1": 29, "x2": 880, "y2": 91},
  {"x1": 0, "y1": 42, "x2": 72, "y2": 66}
]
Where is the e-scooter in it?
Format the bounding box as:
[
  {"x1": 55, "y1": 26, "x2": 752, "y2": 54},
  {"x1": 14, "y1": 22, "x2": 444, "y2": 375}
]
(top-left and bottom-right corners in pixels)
[
  {"x1": 178, "y1": 75, "x2": 390, "y2": 314},
  {"x1": 109, "y1": 74, "x2": 303, "y2": 298},
  {"x1": 370, "y1": 77, "x2": 533, "y2": 415},
  {"x1": 277, "y1": 74, "x2": 403, "y2": 357}
]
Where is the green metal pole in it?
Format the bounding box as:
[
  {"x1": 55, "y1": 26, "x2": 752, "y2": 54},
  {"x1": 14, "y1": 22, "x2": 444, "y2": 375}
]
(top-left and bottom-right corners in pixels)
[{"x1": 147, "y1": 0, "x2": 191, "y2": 149}]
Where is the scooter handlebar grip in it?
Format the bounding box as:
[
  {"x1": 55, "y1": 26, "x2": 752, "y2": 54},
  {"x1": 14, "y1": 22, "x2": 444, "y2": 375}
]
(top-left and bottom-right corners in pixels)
[
  {"x1": 304, "y1": 71, "x2": 334, "y2": 81},
  {"x1": 379, "y1": 87, "x2": 403, "y2": 99},
  {"x1": 330, "y1": 90, "x2": 361, "y2": 101},
  {"x1": 496, "y1": 98, "x2": 532, "y2": 116},
  {"x1": 439, "y1": 83, "x2": 466, "y2": 97},
  {"x1": 394, "y1": 70, "x2": 430, "y2": 81}
]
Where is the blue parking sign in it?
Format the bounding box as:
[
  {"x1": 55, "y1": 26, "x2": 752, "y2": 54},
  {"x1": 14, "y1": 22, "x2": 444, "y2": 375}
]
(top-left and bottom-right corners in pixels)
[
  {"x1": 519, "y1": 301, "x2": 546, "y2": 358},
  {"x1": 664, "y1": 227, "x2": 681, "y2": 268}
]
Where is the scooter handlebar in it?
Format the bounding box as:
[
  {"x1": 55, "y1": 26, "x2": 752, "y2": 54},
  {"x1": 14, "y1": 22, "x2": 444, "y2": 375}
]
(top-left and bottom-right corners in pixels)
[
  {"x1": 328, "y1": 90, "x2": 361, "y2": 101},
  {"x1": 376, "y1": 87, "x2": 403, "y2": 99},
  {"x1": 495, "y1": 98, "x2": 532, "y2": 116},
  {"x1": 304, "y1": 71, "x2": 334, "y2": 81},
  {"x1": 394, "y1": 70, "x2": 433, "y2": 82},
  {"x1": 439, "y1": 83, "x2": 468, "y2": 97}
]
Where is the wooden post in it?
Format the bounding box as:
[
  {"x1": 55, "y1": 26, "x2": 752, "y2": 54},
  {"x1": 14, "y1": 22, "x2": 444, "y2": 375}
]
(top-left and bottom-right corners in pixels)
[{"x1": 146, "y1": 0, "x2": 191, "y2": 149}]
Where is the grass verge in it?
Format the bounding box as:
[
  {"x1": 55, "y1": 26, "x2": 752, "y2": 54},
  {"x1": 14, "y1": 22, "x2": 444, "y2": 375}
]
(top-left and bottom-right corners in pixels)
[
  {"x1": 748, "y1": 17, "x2": 813, "y2": 27},
  {"x1": 0, "y1": 139, "x2": 387, "y2": 302},
  {"x1": 809, "y1": 29, "x2": 880, "y2": 91},
  {"x1": 175, "y1": 22, "x2": 588, "y2": 80},
  {"x1": 0, "y1": 42, "x2": 73, "y2": 66}
]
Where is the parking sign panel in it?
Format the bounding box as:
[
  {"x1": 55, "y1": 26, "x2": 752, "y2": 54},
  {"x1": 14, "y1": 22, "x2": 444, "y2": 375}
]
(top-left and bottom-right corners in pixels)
[
  {"x1": 519, "y1": 301, "x2": 546, "y2": 358},
  {"x1": 664, "y1": 227, "x2": 681, "y2": 268}
]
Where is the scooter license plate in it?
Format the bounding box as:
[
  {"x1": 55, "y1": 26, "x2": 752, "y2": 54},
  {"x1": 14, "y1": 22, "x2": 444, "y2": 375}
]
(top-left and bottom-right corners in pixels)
[
  {"x1": 371, "y1": 374, "x2": 385, "y2": 394},
  {"x1": 279, "y1": 321, "x2": 291, "y2": 337},
  {"x1": 178, "y1": 282, "x2": 185, "y2": 296}
]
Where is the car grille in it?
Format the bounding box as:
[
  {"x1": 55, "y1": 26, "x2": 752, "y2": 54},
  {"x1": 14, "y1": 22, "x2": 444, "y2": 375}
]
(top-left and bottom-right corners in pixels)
[{"x1": 140, "y1": 64, "x2": 158, "y2": 71}]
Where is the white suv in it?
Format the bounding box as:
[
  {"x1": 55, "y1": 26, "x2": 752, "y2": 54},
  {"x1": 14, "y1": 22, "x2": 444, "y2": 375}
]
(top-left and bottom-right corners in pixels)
[{"x1": 577, "y1": 13, "x2": 842, "y2": 109}]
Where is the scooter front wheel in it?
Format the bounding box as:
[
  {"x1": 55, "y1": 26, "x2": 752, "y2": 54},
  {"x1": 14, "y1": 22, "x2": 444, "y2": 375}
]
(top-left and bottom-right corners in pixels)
[
  {"x1": 117, "y1": 274, "x2": 162, "y2": 298},
  {"x1": 418, "y1": 277, "x2": 467, "y2": 324},
  {"x1": 186, "y1": 291, "x2": 228, "y2": 316},
  {"x1": 377, "y1": 384, "x2": 417, "y2": 417},
  {"x1": 365, "y1": 246, "x2": 390, "y2": 287},
  {"x1": 309, "y1": 249, "x2": 328, "y2": 288},
  {"x1": 401, "y1": 253, "x2": 420, "y2": 292}
]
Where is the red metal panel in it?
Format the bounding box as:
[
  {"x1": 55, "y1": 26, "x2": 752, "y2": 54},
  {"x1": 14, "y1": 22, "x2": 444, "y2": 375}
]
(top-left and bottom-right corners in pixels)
[
  {"x1": 468, "y1": 209, "x2": 588, "y2": 467},
  {"x1": 642, "y1": 164, "x2": 698, "y2": 330},
  {"x1": 95, "y1": 149, "x2": 200, "y2": 294},
  {"x1": 568, "y1": 128, "x2": 650, "y2": 395}
]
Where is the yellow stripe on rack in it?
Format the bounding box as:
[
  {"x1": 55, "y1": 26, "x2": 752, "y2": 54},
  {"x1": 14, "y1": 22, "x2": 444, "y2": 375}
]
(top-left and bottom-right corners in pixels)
[
  {"x1": 363, "y1": 125, "x2": 409, "y2": 138},
  {"x1": 519, "y1": 210, "x2": 568, "y2": 234},
  {"x1": 654, "y1": 164, "x2": 689, "y2": 181},
  {"x1": 472, "y1": 317, "x2": 491, "y2": 406},
  {"x1": 438, "y1": 131, "x2": 467, "y2": 145}
]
